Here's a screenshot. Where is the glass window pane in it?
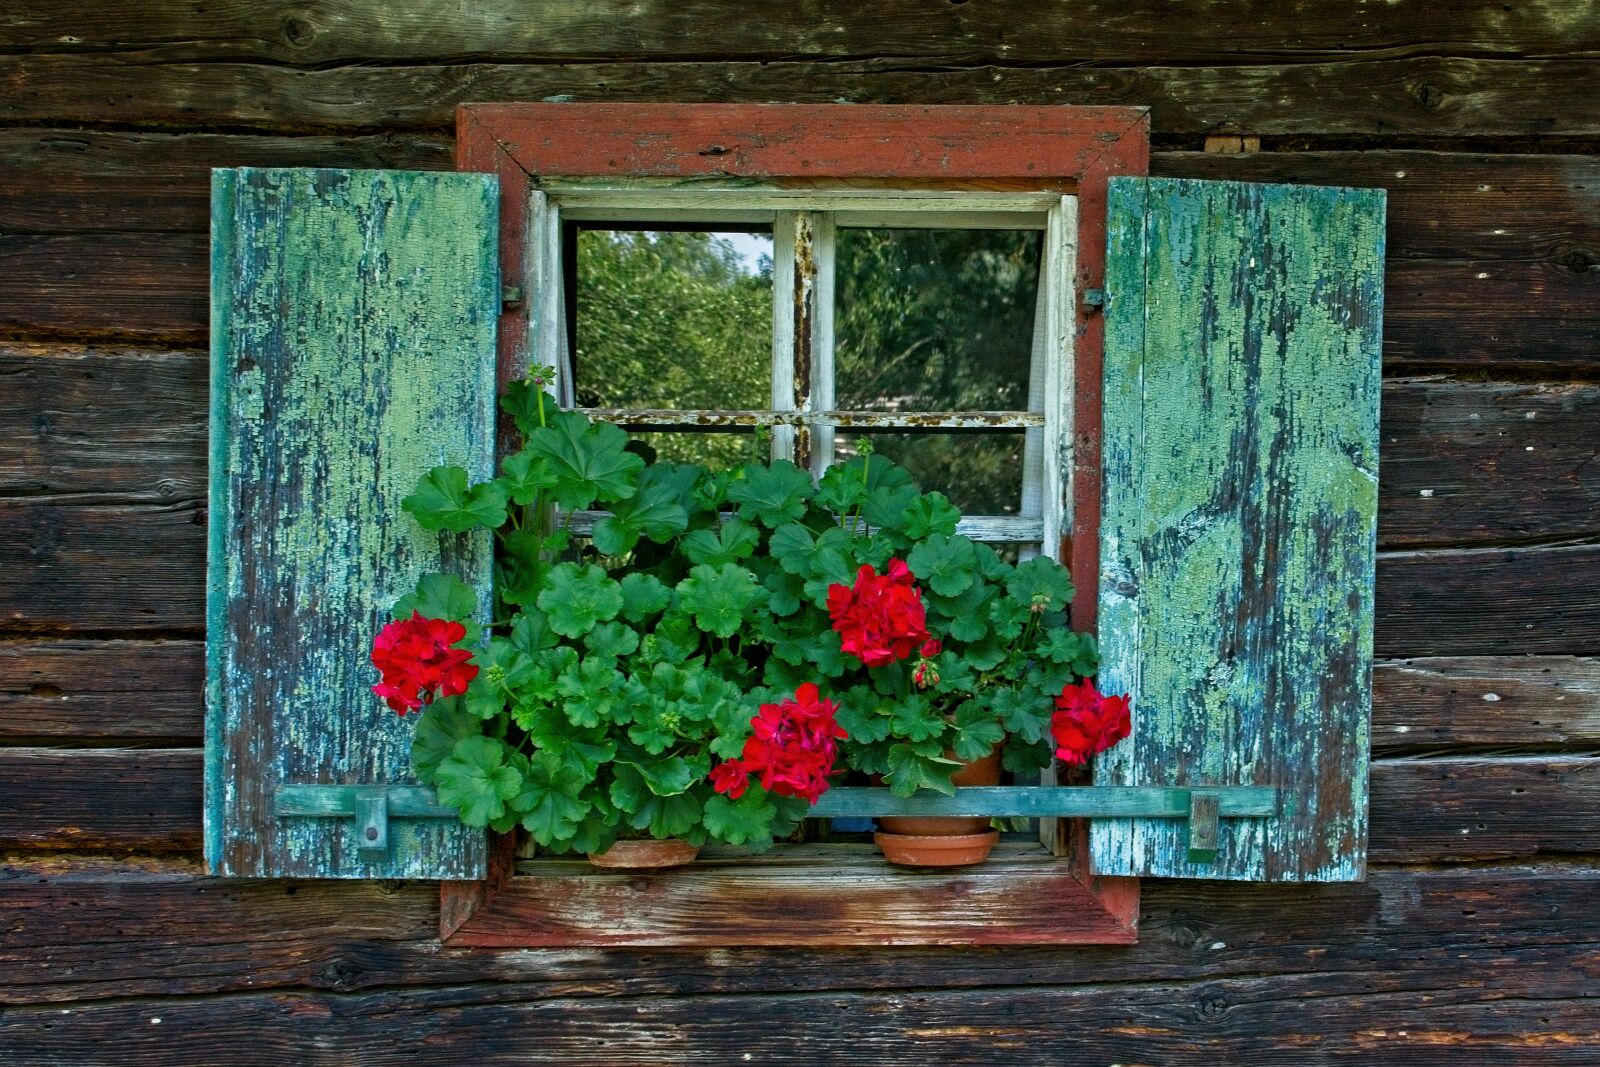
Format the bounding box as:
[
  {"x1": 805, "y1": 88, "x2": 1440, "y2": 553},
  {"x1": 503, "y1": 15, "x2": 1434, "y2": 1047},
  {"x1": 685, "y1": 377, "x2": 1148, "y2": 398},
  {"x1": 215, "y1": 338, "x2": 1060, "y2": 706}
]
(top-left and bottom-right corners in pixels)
[
  {"x1": 834, "y1": 228, "x2": 1041, "y2": 413},
  {"x1": 574, "y1": 229, "x2": 773, "y2": 410},
  {"x1": 834, "y1": 431, "x2": 1024, "y2": 517},
  {"x1": 625, "y1": 430, "x2": 765, "y2": 473}
]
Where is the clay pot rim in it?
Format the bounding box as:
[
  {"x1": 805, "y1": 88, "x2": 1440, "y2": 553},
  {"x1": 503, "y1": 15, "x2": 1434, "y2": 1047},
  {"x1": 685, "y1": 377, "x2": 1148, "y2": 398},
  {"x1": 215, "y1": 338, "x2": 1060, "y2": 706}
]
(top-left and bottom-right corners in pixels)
[{"x1": 586, "y1": 837, "x2": 700, "y2": 869}]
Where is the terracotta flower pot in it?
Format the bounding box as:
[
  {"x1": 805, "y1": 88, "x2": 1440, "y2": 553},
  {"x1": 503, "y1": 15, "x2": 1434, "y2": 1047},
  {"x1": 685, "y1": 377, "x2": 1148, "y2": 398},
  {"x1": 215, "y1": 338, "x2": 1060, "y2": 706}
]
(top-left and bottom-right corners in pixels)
[
  {"x1": 877, "y1": 744, "x2": 1002, "y2": 836},
  {"x1": 875, "y1": 745, "x2": 1002, "y2": 867},
  {"x1": 586, "y1": 838, "x2": 700, "y2": 869}
]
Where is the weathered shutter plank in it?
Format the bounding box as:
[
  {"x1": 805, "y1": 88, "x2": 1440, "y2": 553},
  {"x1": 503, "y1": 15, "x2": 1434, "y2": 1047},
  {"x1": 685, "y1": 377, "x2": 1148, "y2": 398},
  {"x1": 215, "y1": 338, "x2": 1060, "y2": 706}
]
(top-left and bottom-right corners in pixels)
[
  {"x1": 1093, "y1": 176, "x2": 1385, "y2": 882},
  {"x1": 207, "y1": 168, "x2": 498, "y2": 879}
]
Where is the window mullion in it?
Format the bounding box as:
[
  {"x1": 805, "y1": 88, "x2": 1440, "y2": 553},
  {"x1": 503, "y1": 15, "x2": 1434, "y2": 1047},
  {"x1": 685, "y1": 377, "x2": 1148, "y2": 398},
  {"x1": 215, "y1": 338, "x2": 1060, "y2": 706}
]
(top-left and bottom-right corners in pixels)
[{"x1": 771, "y1": 210, "x2": 832, "y2": 471}]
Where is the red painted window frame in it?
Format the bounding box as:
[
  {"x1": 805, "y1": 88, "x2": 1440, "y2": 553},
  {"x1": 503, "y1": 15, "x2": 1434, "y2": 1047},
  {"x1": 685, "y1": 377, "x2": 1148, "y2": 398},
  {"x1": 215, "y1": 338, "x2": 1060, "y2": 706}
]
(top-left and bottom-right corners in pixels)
[{"x1": 444, "y1": 103, "x2": 1150, "y2": 947}]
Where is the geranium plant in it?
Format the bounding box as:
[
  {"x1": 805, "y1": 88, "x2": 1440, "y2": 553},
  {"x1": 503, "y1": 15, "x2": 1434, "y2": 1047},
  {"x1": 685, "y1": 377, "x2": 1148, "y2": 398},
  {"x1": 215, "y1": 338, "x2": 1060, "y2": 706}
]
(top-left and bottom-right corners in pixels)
[{"x1": 370, "y1": 370, "x2": 1127, "y2": 858}]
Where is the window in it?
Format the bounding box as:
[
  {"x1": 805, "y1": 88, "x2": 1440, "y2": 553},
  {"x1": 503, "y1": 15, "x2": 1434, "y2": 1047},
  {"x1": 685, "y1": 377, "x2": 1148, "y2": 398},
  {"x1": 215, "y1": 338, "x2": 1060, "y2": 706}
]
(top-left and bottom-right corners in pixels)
[{"x1": 207, "y1": 104, "x2": 1382, "y2": 948}]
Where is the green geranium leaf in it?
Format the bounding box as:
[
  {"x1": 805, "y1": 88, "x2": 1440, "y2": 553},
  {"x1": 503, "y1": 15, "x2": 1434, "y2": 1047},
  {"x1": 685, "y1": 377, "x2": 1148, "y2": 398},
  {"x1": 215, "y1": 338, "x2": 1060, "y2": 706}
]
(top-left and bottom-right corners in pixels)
[
  {"x1": 495, "y1": 529, "x2": 550, "y2": 608},
  {"x1": 767, "y1": 523, "x2": 816, "y2": 574},
  {"x1": 403, "y1": 465, "x2": 509, "y2": 533},
  {"x1": 514, "y1": 752, "x2": 591, "y2": 844},
  {"x1": 1007, "y1": 556, "x2": 1076, "y2": 614},
  {"x1": 496, "y1": 449, "x2": 557, "y2": 505},
  {"x1": 833, "y1": 689, "x2": 891, "y2": 744},
  {"x1": 989, "y1": 595, "x2": 1031, "y2": 641},
  {"x1": 1036, "y1": 627, "x2": 1099, "y2": 675},
  {"x1": 964, "y1": 636, "x2": 1008, "y2": 672},
  {"x1": 557, "y1": 656, "x2": 629, "y2": 728},
  {"x1": 510, "y1": 609, "x2": 560, "y2": 654},
  {"x1": 618, "y1": 572, "x2": 672, "y2": 622},
  {"x1": 952, "y1": 700, "x2": 1005, "y2": 761},
  {"x1": 536, "y1": 562, "x2": 623, "y2": 637},
  {"x1": 900, "y1": 491, "x2": 961, "y2": 540},
  {"x1": 636, "y1": 755, "x2": 694, "y2": 797},
  {"x1": 436, "y1": 736, "x2": 522, "y2": 828},
  {"x1": 499, "y1": 378, "x2": 550, "y2": 438},
  {"x1": 762, "y1": 568, "x2": 803, "y2": 616},
  {"x1": 409, "y1": 697, "x2": 482, "y2": 780},
  {"x1": 584, "y1": 620, "x2": 640, "y2": 660},
  {"x1": 702, "y1": 791, "x2": 778, "y2": 849},
  {"x1": 592, "y1": 464, "x2": 692, "y2": 555},
  {"x1": 906, "y1": 532, "x2": 978, "y2": 597},
  {"x1": 973, "y1": 541, "x2": 1011, "y2": 581},
  {"x1": 890, "y1": 697, "x2": 947, "y2": 744},
  {"x1": 883, "y1": 743, "x2": 961, "y2": 798},
  {"x1": 676, "y1": 563, "x2": 762, "y2": 638},
  {"x1": 392, "y1": 572, "x2": 479, "y2": 625},
  {"x1": 727, "y1": 460, "x2": 813, "y2": 528},
  {"x1": 813, "y1": 459, "x2": 868, "y2": 515},
  {"x1": 991, "y1": 686, "x2": 1049, "y2": 743},
  {"x1": 525, "y1": 409, "x2": 644, "y2": 510},
  {"x1": 938, "y1": 581, "x2": 993, "y2": 642},
  {"x1": 681, "y1": 518, "x2": 761, "y2": 567},
  {"x1": 634, "y1": 791, "x2": 702, "y2": 838},
  {"x1": 1002, "y1": 738, "x2": 1055, "y2": 775}
]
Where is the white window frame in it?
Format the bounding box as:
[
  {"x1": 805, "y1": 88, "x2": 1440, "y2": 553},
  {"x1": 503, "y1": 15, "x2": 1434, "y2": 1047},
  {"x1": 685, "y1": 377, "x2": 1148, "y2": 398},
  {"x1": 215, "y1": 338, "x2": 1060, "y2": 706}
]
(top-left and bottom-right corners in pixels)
[{"x1": 527, "y1": 181, "x2": 1079, "y2": 569}]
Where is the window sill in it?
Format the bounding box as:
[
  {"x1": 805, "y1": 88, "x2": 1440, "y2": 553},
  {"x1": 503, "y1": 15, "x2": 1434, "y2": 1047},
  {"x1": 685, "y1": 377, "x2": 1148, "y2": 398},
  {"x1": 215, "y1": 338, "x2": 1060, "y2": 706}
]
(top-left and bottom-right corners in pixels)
[{"x1": 440, "y1": 836, "x2": 1138, "y2": 947}]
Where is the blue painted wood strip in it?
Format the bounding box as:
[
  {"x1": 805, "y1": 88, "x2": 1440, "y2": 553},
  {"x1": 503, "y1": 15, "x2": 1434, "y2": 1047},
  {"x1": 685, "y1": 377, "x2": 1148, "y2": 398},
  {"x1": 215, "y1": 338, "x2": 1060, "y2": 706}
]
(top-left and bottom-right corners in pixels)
[
  {"x1": 1094, "y1": 176, "x2": 1384, "y2": 883},
  {"x1": 206, "y1": 168, "x2": 499, "y2": 879},
  {"x1": 810, "y1": 786, "x2": 1278, "y2": 819}
]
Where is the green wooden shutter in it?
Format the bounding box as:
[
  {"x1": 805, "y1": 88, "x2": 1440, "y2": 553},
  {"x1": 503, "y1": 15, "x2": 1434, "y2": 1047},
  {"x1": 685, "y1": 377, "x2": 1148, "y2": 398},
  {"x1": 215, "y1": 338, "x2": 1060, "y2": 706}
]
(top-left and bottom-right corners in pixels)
[
  {"x1": 1092, "y1": 176, "x2": 1385, "y2": 882},
  {"x1": 206, "y1": 168, "x2": 498, "y2": 879}
]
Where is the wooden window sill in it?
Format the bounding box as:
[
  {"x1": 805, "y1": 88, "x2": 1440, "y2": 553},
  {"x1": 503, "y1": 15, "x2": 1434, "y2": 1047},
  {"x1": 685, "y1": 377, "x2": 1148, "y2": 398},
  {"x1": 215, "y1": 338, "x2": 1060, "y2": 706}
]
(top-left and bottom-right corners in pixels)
[{"x1": 441, "y1": 837, "x2": 1138, "y2": 947}]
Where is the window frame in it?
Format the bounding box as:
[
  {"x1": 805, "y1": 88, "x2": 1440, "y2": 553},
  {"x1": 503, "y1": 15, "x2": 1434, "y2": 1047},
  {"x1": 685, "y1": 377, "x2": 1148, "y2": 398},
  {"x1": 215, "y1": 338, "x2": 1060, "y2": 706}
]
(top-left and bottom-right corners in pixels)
[{"x1": 447, "y1": 102, "x2": 1151, "y2": 947}]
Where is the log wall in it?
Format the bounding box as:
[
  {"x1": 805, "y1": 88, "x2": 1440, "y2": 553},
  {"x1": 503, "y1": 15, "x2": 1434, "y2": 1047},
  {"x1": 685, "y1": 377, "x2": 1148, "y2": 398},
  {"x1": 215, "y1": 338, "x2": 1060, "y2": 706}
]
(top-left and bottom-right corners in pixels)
[{"x1": 2, "y1": 2, "x2": 1598, "y2": 1061}]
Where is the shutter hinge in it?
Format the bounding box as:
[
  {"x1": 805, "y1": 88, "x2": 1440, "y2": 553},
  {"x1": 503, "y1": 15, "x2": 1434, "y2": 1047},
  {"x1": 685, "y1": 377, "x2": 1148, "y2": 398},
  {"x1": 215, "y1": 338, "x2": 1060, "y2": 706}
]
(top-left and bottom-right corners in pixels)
[
  {"x1": 276, "y1": 784, "x2": 458, "y2": 862},
  {"x1": 1082, "y1": 288, "x2": 1106, "y2": 311},
  {"x1": 501, "y1": 285, "x2": 524, "y2": 308}
]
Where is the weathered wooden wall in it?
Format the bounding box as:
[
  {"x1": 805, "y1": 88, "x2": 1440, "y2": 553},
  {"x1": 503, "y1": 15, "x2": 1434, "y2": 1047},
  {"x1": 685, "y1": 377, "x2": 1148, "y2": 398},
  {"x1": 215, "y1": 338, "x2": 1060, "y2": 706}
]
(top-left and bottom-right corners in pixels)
[{"x1": 2, "y1": 2, "x2": 1598, "y2": 1061}]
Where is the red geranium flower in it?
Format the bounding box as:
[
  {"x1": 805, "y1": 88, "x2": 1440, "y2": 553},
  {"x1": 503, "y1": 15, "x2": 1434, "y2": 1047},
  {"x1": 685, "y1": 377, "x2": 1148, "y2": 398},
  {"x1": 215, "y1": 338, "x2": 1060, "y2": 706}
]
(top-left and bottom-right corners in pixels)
[
  {"x1": 1051, "y1": 679, "x2": 1132, "y2": 766},
  {"x1": 710, "y1": 683, "x2": 848, "y2": 803},
  {"x1": 370, "y1": 612, "x2": 478, "y2": 716},
  {"x1": 826, "y1": 559, "x2": 929, "y2": 667}
]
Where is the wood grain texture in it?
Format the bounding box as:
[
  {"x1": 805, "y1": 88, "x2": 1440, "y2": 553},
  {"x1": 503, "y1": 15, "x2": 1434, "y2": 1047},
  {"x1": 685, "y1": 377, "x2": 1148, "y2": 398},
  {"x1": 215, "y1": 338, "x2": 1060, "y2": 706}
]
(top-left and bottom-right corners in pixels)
[
  {"x1": 451, "y1": 846, "x2": 1135, "y2": 947},
  {"x1": 4, "y1": 750, "x2": 1594, "y2": 865},
  {"x1": 8, "y1": 642, "x2": 1596, "y2": 751},
  {"x1": 1372, "y1": 656, "x2": 1600, "y2": 752},
  {"x1": 4, "y1": 53, "x2": 1599, "y2": 137},
  {"x1": 1, "y1": 951, "x2": 1596, "y2": 1064},
  {"x1": 0, "y1": 233, "x2": 206, "y2": 341},
  {"x1": 11, "y1": 506, "x2": 1600, "y2": 648},
  {"x1": 10, "y1": 137, "x2": 1597, "y2": 375},
  {"x1": 0, "y1": 344, "x2": 206, "y2": 500},
  {"x1": 1, "y1": 857, "x2": 1595, "y2": 1002},
  {"x1": 0, "y1": 129, "x2": 452, "y2": 235},
  {"x1": 0, "y1": 749, "x2": 200, "y2": 851},
  {"x1": 207, "y1": 168, "x2": 497, "y2": 878},
  {"x1": 0, "y1": 640, "x2": 201, "y2": 742},
  {"x1": 1096, "y1": 177, "x2": 1384, "y2": 882},
  {"x1": 8, "y1": 1, "x2": 1599, "y2": 64},
  {"x1": 1375, "y1": 543, "x2": 1600, "y2": 657},
  {"x1": 10, "y1": 346, "x2": 1595, "y2": 546},
  {"x1": 0, "y1": 499, "x2": 205, "y2": 632}
]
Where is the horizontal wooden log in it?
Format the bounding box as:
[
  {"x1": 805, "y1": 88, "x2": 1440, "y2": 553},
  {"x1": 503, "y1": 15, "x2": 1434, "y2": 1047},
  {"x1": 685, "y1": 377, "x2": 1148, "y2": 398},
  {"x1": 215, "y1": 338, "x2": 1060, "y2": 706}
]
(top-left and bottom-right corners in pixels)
[
  {"x1": 1372, "y1": 656, "x2": 1600, "y2": 752},
  {"x1": 2, "y1": 957, "x2": 1596, "y2": 1064},
  {"x1": 5, "y1": 641, "x2": 1593, "y2": 753},
  {"x1": 0, "y1": 233, "x2": 205, "y2": 342},
  {"x1": 2, "y1": 747, "x2": 1594, "y2": 863},
  {"x1": 0, "y1": 129, "x2": 451, "y2": 235},
  {"x1": 4, "y1": 55, "x2": 1598, "y2": 137},
  {"x1": 0, "y1": 749, "x2": 199, "y2": 851},
  {"x1": 0, "y1": 640, "x2": 201, "y2": 742},
  {"x1": 0, "y1": 499, "x2": 205, "y2": 631},
  {"x1": 9, "y1": 345, "x2": 1596, "y2": 544},
  {"x1": 7, "y1": 1, "x2": 1597, "y2": 65},
  {"x1": 9, "y1": 494, "x2": 1598, "y2": 650},
  {"x1": 1376, "y1": 379, "x2": 1600, "y2": 544},
  {"x1": 1374, "y1": 543, "x2": 1600, "y2": 657},
  {"x1": 0, "y1": 856, "x2": 1596, "y2": 1004},
  {"x1": 7, "y1": 136, "x2": 1598, "y2": 372},
  {"x1": 0, "y1": 345, "x2": 206, "y2": 500}
]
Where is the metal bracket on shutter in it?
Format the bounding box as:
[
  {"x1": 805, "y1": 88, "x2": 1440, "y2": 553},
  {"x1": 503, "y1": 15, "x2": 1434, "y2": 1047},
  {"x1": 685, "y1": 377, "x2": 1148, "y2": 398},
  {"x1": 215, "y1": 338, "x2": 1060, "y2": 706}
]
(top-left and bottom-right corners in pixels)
[
  {"x1": 809, "y1": 784, "x2": 1277, "y2": 830},
  {"x1": 276, "y1": 785, "x2": 459, "y2": 861}
]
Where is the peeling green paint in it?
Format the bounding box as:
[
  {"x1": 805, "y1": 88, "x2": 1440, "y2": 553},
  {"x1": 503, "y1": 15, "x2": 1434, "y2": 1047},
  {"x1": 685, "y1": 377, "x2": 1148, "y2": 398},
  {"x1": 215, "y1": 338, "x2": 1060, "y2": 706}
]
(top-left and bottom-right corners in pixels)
[
  {"x1": 206, "y1": 168, "x2": 498, "y2": 879},
  {"x1": 1093, "y1": 177, "x2": 1384, "y2": 883}
]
